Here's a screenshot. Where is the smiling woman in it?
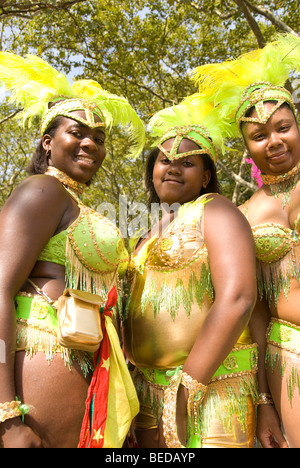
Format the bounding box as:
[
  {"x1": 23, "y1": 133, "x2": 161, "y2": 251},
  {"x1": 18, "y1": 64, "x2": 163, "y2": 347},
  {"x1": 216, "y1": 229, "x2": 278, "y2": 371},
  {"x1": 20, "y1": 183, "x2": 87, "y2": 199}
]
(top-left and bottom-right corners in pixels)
[
  {"x1": 193, "y1": 33, "x2": 300, "y2": 448},
  {"x1": 239, "y1": 100, "x2": 300, "y2": 448},
  {"x1": 0, "y1": 52, "x2": 144, "y2": 448},
  {"x1": 43, "y1": 117, "x2": 106, "y2": 183},
  {"x1": 242, "y1": 103, "x2": 300, "y2": 177},
  {"x1": 122, "y1": 97, "x2": 258, "y2": 449},
  {"x1": 152, "y1": 139, "x2": 212, "y2": 206}
]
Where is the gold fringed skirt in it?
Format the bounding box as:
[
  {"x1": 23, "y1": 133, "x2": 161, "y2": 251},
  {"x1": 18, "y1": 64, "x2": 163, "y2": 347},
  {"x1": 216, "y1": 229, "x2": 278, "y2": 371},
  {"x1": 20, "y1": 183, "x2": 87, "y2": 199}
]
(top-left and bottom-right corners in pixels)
[{"x1": 132, "y1": 344, "x2": 258, "y2": 448}]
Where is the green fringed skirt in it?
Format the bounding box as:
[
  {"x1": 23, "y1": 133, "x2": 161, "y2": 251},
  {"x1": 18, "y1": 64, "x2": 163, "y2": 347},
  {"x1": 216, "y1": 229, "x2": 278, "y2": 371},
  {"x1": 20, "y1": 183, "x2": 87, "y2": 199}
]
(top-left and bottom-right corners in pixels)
[
  {"x1": 132, "y1": 343, "x2": 259, "y2": 448},
  {"x1": 266, "y1": 318, "x2": 300, "y2": 404}
]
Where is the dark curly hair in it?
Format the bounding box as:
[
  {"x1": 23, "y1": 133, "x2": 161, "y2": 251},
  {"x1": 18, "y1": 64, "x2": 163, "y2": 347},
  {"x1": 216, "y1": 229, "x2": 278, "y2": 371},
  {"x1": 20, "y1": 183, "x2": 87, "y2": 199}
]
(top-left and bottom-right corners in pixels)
[
  {"x1": 26, "y1": 115, "x2": 65, "y2": 175},
  {"x1": 144, "y1": 146, "x2": 221, "y2": 209}
]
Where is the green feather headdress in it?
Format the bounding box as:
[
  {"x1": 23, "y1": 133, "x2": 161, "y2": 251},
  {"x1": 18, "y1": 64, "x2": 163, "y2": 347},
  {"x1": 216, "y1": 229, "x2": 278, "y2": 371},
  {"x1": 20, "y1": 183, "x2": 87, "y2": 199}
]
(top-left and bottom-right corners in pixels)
[
  {"x1": 0, "y1": 52, "x2": 145, "y2": 158},
  {"x1": 192, "y1": 34, "x2": 300, "y2": 135},
  {"x1": 148, "y1": 94, "x2": 232, "y2": 163}
]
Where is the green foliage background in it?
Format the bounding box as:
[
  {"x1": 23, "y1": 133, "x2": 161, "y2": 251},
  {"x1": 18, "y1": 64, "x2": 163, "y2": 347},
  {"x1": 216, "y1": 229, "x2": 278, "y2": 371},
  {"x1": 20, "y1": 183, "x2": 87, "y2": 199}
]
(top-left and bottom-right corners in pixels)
[{"x1": 0, "y1": 0, "x2": 299, "y2": 223}]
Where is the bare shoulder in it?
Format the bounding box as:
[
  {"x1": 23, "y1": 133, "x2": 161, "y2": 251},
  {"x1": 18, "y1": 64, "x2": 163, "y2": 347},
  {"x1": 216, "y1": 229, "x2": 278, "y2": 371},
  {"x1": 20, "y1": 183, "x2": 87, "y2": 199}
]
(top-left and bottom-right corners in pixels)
[
  {"x1": 205, "y1": 193, "x2": 244, "y2": 216},
  {"x1": 2, "y1": 174, "x2": 69, "y2": 215},
  {"x1": 204, "y1": 193, "x2": 253, "y2": 233},
  {"x1": 0, "y1": 175, "x2": 72, "y2": 235}
]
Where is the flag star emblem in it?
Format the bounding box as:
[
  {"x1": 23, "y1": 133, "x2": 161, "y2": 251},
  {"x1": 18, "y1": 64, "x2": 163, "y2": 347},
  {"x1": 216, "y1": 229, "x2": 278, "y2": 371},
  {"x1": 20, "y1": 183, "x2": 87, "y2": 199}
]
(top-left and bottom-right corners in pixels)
[
  {"x1": 101, "y1": 357, "x2": 110, "y2": 371},
  {"x1": 93, "y1": 428, "x2": 104, "y2": 444}
]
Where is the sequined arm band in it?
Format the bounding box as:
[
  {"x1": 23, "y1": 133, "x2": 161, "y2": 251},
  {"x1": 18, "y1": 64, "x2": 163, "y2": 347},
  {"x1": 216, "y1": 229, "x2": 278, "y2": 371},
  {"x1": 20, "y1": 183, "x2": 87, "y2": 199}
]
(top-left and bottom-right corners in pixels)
[
  {"x1": 162, "y1": 370, "x2": 207, "y2": 448},
  {"x1": 0, "y1": 401, "x2": 22, "y2": 423},
  {"x1": 256, "y1": 393, "x2": 274, "y2": 406}
]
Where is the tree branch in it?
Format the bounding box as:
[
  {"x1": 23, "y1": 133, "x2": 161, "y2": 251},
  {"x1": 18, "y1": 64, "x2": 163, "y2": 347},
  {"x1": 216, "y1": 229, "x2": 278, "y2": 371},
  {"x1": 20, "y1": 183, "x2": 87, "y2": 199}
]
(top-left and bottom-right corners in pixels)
[
  {"x1": 0, "y1": 172, "x2": 18, "y2": 192},
  {"x1": 105, "y1": 68, "x2": 176, "y2": 106},
  {"x1": 177, "y1": 0, "x2": 234, "y2": 20},
  {"x1": 0, "y1": 109, "x2": 21, "y2": 126},
  {"x1": 0, "y1": 1, "x2": 86, "y2": 18},
  {"x1": 217, "y1": 159, "x2": 257, "y2": 193},
  {"x1": 232, "y1": 0, "x2": 266, "y2": 47},
  {"x1": 244, "y1": 0, "x2": 299, "y2": 37}
]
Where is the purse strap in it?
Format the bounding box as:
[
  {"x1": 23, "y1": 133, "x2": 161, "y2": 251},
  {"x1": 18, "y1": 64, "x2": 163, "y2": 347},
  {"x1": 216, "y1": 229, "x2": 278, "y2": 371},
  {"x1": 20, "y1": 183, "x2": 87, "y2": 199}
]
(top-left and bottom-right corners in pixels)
[{"x1": 27, "y1": 278, "x2": 54, "y2": 305}]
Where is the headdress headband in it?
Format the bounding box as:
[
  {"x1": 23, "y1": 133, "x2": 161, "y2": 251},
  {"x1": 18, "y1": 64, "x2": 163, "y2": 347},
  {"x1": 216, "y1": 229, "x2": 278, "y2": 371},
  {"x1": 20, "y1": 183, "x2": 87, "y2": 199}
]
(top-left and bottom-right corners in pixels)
[
  {"x1": 156, "y1": 125, "x2": 218, "y2": 162},
  {"x1": 0, "y1": 52, "x2": 145, "y2": 158},
  {"x1": 149, "y1": 95, "x2": 232, "y2": 163},
  {"x1": 235, "y1": 82, "x2": 295, "y2": 128},
  {"x1": 192, "y1": 34, "x2": 300, "y2": 135},
  {"x1": 40, "y1": 98, "x2": 106, "y2": 135}
]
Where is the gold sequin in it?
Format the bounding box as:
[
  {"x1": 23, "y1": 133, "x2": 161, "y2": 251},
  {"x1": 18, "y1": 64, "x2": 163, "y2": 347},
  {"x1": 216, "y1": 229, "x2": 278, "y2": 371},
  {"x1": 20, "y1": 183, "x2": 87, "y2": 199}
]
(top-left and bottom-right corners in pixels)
[
  {"x1": 279, "y1": 327, "x2": 292, "y2": 342},
  {"x1": 223, "y1": 355, "x2": 239, "y2": 371},
  {"x1": 31, "y1": 298, "x2": 49, "y2": 319},
  {"x1": 160, "y1": 238, "x2": 173, "y2": 252}
]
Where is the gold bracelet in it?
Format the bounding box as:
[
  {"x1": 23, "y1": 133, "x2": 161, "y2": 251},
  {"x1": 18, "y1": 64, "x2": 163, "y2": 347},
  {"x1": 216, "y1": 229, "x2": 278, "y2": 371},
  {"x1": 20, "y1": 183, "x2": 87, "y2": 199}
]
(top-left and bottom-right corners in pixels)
[
  {"x1": 162, "y1": 371, "x2": 184, "y2": 448},
  {"x1": 162, "y1": 370, "x2": 207, "y2": 447},
  {"x1": 181, "y1": 372, "x2": 207, "y2": 436},
  {"x1": 0, "y1": 400, "x2": 22, "y2": 423},
  {"x1": 256, "y1": 392, "x2": 274, "y2": 406}
]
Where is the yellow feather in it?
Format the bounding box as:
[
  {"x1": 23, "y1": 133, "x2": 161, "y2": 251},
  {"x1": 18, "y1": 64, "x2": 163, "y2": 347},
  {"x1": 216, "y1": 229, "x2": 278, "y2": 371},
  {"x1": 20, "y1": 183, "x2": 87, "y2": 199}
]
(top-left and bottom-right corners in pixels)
[{"x1": 0, "y1": 52, "x2": 145, "y2": 157}]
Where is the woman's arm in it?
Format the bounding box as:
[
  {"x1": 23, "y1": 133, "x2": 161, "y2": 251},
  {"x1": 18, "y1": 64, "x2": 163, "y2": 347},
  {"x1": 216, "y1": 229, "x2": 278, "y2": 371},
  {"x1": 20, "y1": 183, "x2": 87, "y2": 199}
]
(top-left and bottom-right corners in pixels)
[
  {"x1": 249, "y1": 298, "x2": 288, "y2": 448},
  {"x1": 0, "y1": 176, "x2": 69, "y2": 447},
  {"x1": 182, "y1": 194, "x2": 257, "y2": 383}
]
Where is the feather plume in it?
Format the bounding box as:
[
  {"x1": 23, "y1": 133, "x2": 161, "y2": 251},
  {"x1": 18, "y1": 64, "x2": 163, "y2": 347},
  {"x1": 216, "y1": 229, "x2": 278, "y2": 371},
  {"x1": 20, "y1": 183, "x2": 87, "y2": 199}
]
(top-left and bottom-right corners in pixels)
[
  {"x1": 0, "y1": 52, "x2": 145, "y2": 158},
  {"x1": 0, "y1": 52, "x2": 72, "y2": 125},
  {"x1": 149, "y1": 93, "x2": 231, "y2": 160},
  {"x1": 72, "y1": 80, "x2": 145, "y2": 159},
  {"x1": 192, "y1": 34, "x2": 300, "y2": 134}
]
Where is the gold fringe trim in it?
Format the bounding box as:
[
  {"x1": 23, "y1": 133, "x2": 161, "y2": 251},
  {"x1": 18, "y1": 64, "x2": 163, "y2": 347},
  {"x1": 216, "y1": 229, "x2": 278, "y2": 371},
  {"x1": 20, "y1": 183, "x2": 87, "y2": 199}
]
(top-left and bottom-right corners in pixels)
[
  {"x1": 257, "y1": 246, "x2": 300, "y2": 305},
  {"x1": 16, "y1": 322, "x2": 93, "y2": 377},
  {"x1": 65, "y1": 236, "x2": 119, "y2": 294},
  {"x1": 201, "y1": 375, "x2": 258, "y2": 437},
  {"x1": 266, "y1": 343, "x2": 300, "y2": 405},
  {"x1": 124, "y1": 260, "x2": 213, "y2": 321},
  {"x1": 132, "y1": 368, "x2": 258, "y2": 438}
]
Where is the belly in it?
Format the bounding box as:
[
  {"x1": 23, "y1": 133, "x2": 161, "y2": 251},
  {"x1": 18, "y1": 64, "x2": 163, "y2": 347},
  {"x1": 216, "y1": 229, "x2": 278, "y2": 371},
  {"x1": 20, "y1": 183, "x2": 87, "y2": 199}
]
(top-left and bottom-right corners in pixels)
[
  {"x1": 271, "y1": 278, "x2": 300, "y2": 326},
  {"x1": 123, "y1": 299, "x2": 211, "y2": 369}
]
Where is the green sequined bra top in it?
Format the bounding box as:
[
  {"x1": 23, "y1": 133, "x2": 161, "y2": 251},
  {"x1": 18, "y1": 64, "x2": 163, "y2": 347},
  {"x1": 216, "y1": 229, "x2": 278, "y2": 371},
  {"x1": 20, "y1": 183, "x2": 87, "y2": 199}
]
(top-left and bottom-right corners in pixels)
[
  {"x1": 38, "y1": 195, "x2": 129, "y2": 295},
  {"x1": 243, "y1": 201, "x2": 300, "y2": 305}
]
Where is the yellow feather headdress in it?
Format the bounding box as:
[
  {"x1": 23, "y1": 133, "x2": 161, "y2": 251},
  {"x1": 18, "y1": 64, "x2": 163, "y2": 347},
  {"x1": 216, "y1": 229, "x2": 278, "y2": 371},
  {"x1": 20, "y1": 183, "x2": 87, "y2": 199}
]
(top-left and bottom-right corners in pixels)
[
  {"x1": 192, "y1": 34, "x2": 300, "y2": 135},
  {"x1": 0, "y1": 52, "x2": 145, "y2": 158},
  {"x1": 148, "y1": 94, "x2": 233, "y2": 163}
]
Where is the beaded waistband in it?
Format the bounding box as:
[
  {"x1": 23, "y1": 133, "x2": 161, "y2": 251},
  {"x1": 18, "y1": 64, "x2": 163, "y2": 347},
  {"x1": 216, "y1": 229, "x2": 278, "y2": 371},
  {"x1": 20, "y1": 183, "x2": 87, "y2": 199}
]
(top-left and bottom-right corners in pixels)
[
  {"x1": 14, "y1": 293, "x2": 93, "y2": 375},
  {"x1": 138, "y1": 343, "x2": 258, "y2": 386},
  {"x1": 266, "y1": 318, "x2": 300, "y2": 355},
  {"x1": 15, "y1": 293, "x2": 58, "y2": 334}
]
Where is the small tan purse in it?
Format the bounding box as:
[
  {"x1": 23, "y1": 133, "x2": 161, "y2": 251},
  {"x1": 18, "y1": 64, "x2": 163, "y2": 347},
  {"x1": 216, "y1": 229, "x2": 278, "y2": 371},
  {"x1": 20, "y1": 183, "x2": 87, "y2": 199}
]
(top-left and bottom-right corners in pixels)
[
  {"x1": 26, "y1": 279, "x2": 105, "y2": 353},
  {"x1": 55, "y1": 289, "x2": 105, "y2": 352}
]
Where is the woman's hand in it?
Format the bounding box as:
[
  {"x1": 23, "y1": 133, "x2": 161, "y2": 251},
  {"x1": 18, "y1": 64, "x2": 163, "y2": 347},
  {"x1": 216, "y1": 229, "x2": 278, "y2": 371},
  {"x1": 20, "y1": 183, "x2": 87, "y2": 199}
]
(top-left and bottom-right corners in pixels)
[
  {"x1": 256, "y1": 405, "x2": 289, "y2": 448},
  {"x1": 0, "y1": 418, "x2": 43, "y2": 448}
]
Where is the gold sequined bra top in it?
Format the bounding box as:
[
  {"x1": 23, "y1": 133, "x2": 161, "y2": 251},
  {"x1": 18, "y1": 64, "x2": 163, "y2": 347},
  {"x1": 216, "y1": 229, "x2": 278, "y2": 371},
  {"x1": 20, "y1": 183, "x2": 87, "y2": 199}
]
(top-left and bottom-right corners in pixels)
[{"x1": 124, "y1": 194, "x2": 214, "y2": 322}]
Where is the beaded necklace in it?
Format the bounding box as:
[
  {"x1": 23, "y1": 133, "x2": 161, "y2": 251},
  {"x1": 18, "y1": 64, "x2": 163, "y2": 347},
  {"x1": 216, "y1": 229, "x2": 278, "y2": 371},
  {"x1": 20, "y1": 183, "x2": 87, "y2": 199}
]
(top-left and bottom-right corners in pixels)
[
  {"x1": 261, "y1": 160, "x2": 300, "y2": 208},
  {"x1": 45, "y1": 166, "x2": 87, "y2": 198}
]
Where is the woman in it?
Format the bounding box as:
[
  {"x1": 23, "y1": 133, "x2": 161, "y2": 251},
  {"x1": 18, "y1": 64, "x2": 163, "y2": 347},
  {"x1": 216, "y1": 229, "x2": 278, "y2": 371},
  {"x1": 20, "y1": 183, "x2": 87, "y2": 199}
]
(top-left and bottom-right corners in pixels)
[
  {"x1": 241, "y1": 101, "x2": 299, "y2": 448},
  {"x1": 0, "y1": 53, "x2": 144, "y2": 448},
  {"x1": 122, "y1": 101, "x2": 258, "y2": 448},
  {"x1": 193, "y1": 33, "x2": 300, "y2": 447}
]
